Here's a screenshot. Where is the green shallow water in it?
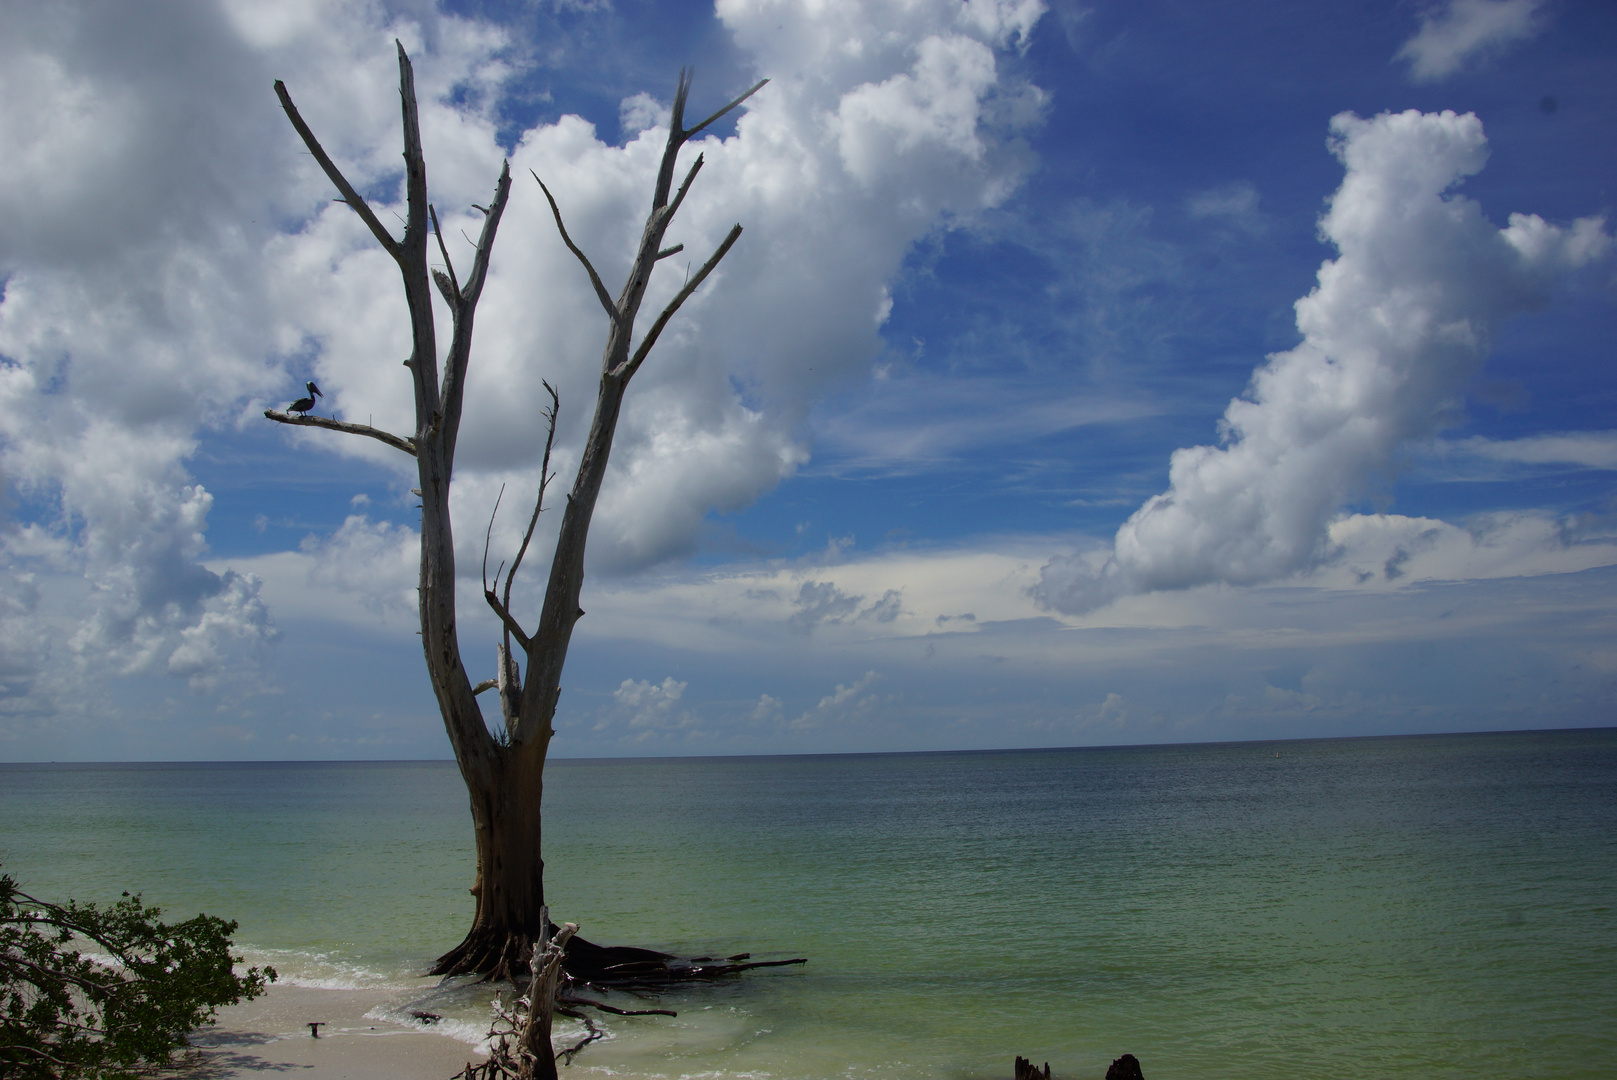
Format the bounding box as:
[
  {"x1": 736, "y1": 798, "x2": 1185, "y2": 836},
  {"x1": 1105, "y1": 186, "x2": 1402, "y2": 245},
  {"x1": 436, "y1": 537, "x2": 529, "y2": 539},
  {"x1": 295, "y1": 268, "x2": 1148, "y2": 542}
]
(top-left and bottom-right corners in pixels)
[{"x1": 3, "y1": 729, "x2": 1614, "y2": 1079}]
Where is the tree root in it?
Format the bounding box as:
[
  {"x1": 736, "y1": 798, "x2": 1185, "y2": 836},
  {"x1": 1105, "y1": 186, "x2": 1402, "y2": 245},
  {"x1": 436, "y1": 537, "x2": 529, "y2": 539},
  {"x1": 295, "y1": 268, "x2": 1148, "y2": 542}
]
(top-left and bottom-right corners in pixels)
[
  {"x1": 451, "y1": 916, "x2": 806, "y2": 1077},
  {"x1": 551, "y1": 1006, "x2": 603, "y2": 1065},
  {"x1": 432, "y1": 923, "x2": 807, "y2": 988}
]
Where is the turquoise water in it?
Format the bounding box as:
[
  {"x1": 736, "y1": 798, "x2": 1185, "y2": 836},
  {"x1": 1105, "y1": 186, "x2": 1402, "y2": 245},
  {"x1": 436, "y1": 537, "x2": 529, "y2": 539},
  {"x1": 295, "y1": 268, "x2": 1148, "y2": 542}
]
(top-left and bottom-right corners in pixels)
[{"x1": 2, "y1": 729, "x2": 1614, "y2": 1078}]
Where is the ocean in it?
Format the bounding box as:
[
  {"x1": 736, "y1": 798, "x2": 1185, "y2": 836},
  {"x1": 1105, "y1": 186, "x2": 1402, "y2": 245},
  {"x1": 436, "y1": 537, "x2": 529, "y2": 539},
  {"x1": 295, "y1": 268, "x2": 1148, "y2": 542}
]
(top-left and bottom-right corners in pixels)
[{"x1": 2, "y1": 728, "x2": 1613, "y2": 1079}]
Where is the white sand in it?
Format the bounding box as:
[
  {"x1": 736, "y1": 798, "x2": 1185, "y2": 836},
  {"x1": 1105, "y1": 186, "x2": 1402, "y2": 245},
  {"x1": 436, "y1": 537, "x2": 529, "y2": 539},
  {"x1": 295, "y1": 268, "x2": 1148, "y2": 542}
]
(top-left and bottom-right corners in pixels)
[{"x1": 178, "y1": 983, "x2": 488, "y2": 1079}]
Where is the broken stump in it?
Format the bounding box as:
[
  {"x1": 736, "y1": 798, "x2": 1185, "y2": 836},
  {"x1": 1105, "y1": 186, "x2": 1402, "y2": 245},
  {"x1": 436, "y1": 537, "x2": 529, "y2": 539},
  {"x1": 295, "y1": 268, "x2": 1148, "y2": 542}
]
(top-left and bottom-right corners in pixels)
[
  {"x1": 1104, "y1": 1054, "x2": 1144, "y2": 1080},
  {"x1": 1014, "y1": 1056, "x2": 1051, "y2": 1080}
]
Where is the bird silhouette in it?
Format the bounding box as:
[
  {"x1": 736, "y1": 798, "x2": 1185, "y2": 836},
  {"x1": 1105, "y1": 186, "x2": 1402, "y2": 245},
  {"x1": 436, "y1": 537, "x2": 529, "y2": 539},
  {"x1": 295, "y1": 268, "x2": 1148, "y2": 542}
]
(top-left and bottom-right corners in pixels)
[{"x1": 288, "y1": 381, "x2": 322, "y2": 416}]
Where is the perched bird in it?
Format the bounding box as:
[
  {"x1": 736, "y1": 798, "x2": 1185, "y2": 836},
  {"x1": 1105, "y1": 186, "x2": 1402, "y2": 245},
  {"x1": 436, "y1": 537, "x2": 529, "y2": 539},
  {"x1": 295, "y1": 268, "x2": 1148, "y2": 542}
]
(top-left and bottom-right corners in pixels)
[{"x1": 288, "y1": 381, "x2": 322, "y2": 416}]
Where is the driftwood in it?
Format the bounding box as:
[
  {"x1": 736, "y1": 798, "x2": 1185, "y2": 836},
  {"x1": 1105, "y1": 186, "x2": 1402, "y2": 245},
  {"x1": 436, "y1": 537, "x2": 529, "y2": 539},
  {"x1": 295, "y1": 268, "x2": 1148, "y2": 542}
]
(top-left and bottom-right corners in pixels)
[
  {"x1": 457, "y1": 915, "x2": 803, "y2": 1078},
  {"x1": 457, "y1": 914, "x2": 578, "y2": 1080}
]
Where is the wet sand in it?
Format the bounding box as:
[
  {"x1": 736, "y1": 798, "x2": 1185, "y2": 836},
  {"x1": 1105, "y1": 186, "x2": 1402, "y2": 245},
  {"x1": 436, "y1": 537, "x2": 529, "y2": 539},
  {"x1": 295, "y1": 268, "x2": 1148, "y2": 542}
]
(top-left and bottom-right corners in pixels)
[{"x1": 176, "y1": 983, "x2": 488, "y2": 1079}]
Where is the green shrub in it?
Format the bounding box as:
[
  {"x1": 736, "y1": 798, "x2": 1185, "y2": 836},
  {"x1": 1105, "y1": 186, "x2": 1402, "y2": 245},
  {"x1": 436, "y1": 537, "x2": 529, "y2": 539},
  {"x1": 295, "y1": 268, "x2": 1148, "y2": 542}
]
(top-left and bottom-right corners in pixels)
[{"x1": 0, "y1": 868, "x2": 274, "y2": 1078}]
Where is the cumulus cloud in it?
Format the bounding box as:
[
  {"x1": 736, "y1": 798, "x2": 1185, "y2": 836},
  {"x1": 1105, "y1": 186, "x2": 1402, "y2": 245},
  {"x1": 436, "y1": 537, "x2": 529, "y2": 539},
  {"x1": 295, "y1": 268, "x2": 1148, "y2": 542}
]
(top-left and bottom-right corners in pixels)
[
  {"x1": 269, "y1": 0, "x2": 1049, "y2": 573},
  {"x1": 0, "y1": 1, "x2": 514, "y2": 716},
  {"x1": 302, "y1": 515, "x2": 421, "y2": 619},
  {"x1": 606, "y1": 675, "x2": 693, "y2": 733},
  {"x1": 1396, "y1": 0, "x2": 1545, "y2": 82},
  {"x1": 1036, "y1": 109, "x2": 1611, "y2": 614},
  {"x1": 787, "y1": 580, "x2": 864, "y2": 634},
  {"x1": 790, "y1": 669, "x2": 881, "y2": 730},
  {"x1": 0, "y1": 0, "x2": 1047, "y2": 721}
]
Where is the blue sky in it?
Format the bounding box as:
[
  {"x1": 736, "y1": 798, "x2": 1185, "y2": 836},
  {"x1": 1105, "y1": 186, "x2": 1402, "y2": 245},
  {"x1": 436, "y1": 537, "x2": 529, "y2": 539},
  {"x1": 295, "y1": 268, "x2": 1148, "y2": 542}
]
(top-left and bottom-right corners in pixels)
[{"x1": 1, "y1": 0, "x2": 1614, "y2": 760}]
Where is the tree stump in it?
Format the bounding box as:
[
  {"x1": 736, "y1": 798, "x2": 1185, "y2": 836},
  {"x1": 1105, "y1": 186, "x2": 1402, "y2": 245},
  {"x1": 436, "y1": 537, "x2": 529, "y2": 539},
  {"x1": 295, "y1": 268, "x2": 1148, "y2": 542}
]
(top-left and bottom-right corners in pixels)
[
  {"x1": 1104, "y1": 1054, "x2": 1144, "y2": 1080},
  {"x1": 1014, "y1": 1056, "x2": 1051, "y2": 1080}
]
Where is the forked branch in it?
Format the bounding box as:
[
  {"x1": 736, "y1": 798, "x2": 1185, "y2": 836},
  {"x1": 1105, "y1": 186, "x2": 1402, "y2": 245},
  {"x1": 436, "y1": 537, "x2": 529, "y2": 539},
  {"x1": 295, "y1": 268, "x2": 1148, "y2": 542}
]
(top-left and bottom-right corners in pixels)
[
  {"x1": 682, "y1": 77, "x2": 768, "y2": 140},
  {"x1": 440, "y1": 160, "x2": 513, "y2": 472},
  {"x1": 430, "y1": 204, "x2": 461, "y2": 303},
  {"x1": 615, "y1": 224, "x2": 744, "y2": 381},
  {"x1": 483, "y1": 588, "x2": 531, "y2": 653},
  {"x1": 478, "y1": 381, "x2": 560, "y2": 663},
  {"x1": 262, "y1": 410, "x2": 417, "y2": 456}
]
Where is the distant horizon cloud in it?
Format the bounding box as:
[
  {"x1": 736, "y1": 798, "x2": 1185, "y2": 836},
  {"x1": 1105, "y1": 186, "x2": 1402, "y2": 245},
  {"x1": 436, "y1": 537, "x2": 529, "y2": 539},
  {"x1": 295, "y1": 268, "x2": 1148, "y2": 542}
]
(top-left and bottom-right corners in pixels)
[
  {"x1": 1396, "y1": 0, "x2": 1546, "y2": 82},
  {"x1": 1035, "y1": 108, "x2": 1612, "y2": 615}
]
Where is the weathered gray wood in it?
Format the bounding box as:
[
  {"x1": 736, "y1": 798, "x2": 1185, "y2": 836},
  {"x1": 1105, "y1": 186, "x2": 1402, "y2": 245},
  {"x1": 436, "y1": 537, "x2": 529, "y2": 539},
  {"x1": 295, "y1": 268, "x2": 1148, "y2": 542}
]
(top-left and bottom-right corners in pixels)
[
  {"x1": 512, "y1": 72, "x2": 764, "y2": 749},
  {"x1": 269, "y1": 43, "x2": 760, "y2": 989},
  {"x1": 261, "y1": 410, "x2": 416, "y2": 456}
]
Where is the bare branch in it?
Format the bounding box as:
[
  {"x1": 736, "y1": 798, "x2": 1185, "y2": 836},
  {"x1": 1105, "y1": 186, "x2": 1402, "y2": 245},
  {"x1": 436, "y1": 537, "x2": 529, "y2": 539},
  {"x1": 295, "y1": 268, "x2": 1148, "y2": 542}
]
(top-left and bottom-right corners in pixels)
[
  {"x1": 472, "y1": 678, "x2": 498, "y2": 696},
  {"x1": 532, "y1": 172, "x2": 619, "y2": 323},
  {"x1": 682, "y1": 78, "x2": 769, "y2": 140},
  {"x1": 481, "y1": 484, "x2": 506, "y2": 597},
  {"x1": 651, "y1": 70, "x2": 695, "y2": 210},
  {"x1": 263, "y1": 409, "x2": 417, "y2": 456},
  {"x1": 615, "y1": 224, "x2": 743, "y2": 381},
  {"x1": 396, "y1": 40, "x2": 429, "y2": 260},
  {"x1": 656, "y1": 244, "x2": 685, "y2": 260},
  {"x1": 274, "y1": 80, "x2": 401, "y2": 259},
  {"x1": 459, "y1": 161, "x2": 511, "y2": 308},
  {"x1": 483, "y1": 588, "x2": 531, "y2": 652},
  {"x1": 665, "y1": 153, "x2": 704, "y2": 223},
  {"x1": 504, "y1": 382, "x2": 560, "y2": 626},
  {"x1": 439, "y1": 160, "x2": 512, "y2": 473},
  {"x1": 430, "y1": 204, "x2": 461, "y2": 303}
]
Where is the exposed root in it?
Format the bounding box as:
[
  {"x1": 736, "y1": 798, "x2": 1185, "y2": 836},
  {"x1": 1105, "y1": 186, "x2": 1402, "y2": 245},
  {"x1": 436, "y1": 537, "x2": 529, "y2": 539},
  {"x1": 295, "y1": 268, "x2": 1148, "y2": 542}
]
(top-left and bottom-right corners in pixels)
[
  {"x1": 433, "y1": 923, "x2": 807, "y2": 988},
  {"x1": 431, "y1": 926, "x2": 537, "y2": 984},
  {"x1": 558, "y1": 996, "x2": 676, "y2": 1018},
  {"x1": 551, "y1": 1007, "x2": 604, "y2": 1065}
]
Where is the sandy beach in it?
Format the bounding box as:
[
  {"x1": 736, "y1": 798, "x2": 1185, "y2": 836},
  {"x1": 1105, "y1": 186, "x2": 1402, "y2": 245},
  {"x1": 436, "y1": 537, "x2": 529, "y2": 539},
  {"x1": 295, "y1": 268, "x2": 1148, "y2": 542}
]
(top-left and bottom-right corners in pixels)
[{"x1": 178, "y1": 983, "x2": 491, "y2": 1080}]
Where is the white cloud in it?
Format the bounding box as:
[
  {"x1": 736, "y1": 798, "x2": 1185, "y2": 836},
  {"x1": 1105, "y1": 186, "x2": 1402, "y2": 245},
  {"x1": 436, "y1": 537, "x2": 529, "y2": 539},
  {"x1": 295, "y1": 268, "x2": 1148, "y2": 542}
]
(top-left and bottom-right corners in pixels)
[
  {"x1": 609, "y1": 675, "x2": 691, "y2": 731},
  {"x1": 1036, "y1": 109, "x2": 1612, "y2": 615},
  {"x1": 0, "y1": 0, "x2": 1047, "y2": 725},
  {"x1": 260, "y1": 0, "x2": 1047, "y2": 576},
  {"x1": 1396, "y1": 0, "x2": 1545, "y2": 82},
  {"x1": 1186, "y1": 181, "x2": 1262, "y2": 230},
  {"x1": 0, "y1": 0, "x2": 516, "y2": 722},
  {"x1": 791, "y1": 669, "x2": 881, "y2": 730},
  {"x1": 1449, "y1": 432, "x2": 1617, "y2": 470},
  {"x1": 302, "y1": 515, "x2": 422, "y2": 620}
]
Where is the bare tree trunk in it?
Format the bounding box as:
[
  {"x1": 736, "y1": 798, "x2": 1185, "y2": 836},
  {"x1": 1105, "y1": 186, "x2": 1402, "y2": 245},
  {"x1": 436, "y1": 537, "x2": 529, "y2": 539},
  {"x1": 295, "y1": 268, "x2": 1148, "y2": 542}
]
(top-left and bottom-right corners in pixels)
[
  {"x1": 435, "y1": 737, "x2": 549, "y2": 982},
  {"x1": 266, "y1": 46, "x2": 762, "y2": 982}
]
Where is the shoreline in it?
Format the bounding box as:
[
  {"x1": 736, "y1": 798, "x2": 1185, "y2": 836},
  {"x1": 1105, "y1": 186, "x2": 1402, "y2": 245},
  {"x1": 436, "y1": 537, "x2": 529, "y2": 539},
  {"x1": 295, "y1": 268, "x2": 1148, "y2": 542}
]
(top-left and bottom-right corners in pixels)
[{"x1": 176, "y1": 981, "x2": 491, "y2": 1080}]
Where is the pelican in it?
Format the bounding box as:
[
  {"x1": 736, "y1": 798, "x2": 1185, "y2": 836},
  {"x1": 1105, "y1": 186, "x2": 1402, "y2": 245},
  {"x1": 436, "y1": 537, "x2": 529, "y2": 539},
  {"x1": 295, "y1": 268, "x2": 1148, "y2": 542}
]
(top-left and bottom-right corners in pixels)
[{"x1": 288, "y1": 381, "x2": 322, "y2": 416}]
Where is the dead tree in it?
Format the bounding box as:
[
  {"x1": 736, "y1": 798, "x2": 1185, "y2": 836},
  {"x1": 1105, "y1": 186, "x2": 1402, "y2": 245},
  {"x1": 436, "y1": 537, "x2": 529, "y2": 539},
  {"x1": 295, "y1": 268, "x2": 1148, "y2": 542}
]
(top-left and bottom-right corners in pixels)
[{"x1": 266, "y1": 42, "x2": 764, "y2": 981}]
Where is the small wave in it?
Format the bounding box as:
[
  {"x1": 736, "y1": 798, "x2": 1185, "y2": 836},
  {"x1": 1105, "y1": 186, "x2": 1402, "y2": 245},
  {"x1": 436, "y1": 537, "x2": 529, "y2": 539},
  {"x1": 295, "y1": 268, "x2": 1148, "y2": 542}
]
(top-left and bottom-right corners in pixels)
[
  {"x1": 235, "y1": 944, "x2": 420, "y2": 991},
  {"x1": 362, "y1": 990, "x2": 606, "y2": 1053}
]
